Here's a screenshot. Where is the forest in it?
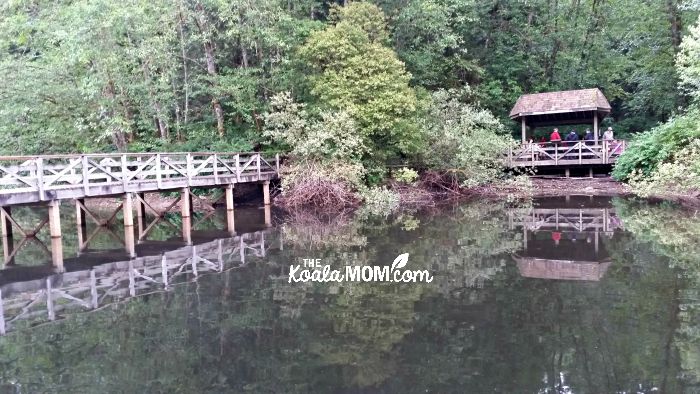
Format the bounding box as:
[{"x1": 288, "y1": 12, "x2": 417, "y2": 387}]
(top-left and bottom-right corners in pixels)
[{"x1": 1, "y1": 0, "x2": 700, "y2": 199}]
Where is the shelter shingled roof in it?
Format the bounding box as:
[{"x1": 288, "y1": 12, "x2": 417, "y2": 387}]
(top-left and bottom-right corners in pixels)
[{"x1": 509, "y1": 88, "x2": 611, "y2": 119}]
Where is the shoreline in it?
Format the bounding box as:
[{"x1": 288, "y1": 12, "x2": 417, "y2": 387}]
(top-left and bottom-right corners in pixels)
[{"x1": 80, "y1": 176, "x2": 700, "y2": 214}]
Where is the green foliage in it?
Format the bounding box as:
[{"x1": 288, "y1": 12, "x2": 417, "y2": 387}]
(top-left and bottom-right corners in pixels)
[
  {"x1": 393, "y1": 167, "x2": 419, "y2": 184},
  {"x1": 262, "y1": 92, "x2": 366, "y2": 161},
  {"x1": 0, "y1": 0, "x2": 318, "y2": 154},
  {"x1": 419, "y1": 89, "x2": 516, "y2": 187},
  {"x1": 627, "y1": 139, "x2": 700, "y2": 196},
  {"x1": 612, "y1": 109, "x2": 700, "y2": 181},
  {"x1": 298, "y1": 2, "x2": 420, "y2": 162},
  {"x1": 678, "y1": 15, "x2": 700, "y2": 101},
  {"x1": 383, "y1": 0, "x2": 481, "y2": 89},
  {"x1": 358, "y1": 186, "x2": 400, "y2": 216}
]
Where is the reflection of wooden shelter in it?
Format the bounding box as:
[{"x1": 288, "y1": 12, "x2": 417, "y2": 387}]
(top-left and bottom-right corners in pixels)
[
  {"x1": 510, "y1": 88, "x2": 611, "y2": 144},
  {"x1": 508, "y1": 203, "x2": 619, "y2": 281},
  {"x1": 515, "y1": 256, "x2": 611, "y2": 281}
]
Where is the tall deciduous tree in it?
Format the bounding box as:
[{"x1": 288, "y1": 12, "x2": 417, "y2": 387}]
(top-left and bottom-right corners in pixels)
[{"x1": 298, "y1": 2, "x2": 420, "y2": 161}]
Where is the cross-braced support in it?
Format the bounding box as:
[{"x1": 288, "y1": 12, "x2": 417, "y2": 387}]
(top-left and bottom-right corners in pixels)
[
  {"x1": 132, "y1": 192, "x2": 183, "y2": 242},
  {"x1": 74, "y1": 199, "x2": 127, "y2": 255},
  {"x1": 0, "y1": 204, "x2": 62, "y2": 268}
]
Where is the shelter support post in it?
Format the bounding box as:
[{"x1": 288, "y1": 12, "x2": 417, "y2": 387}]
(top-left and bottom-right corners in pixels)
[
  {"x1": 521, "y1": 118, "x2": 526, "y2": 144},
  {"x1": 594, "y1": 115, "x2": 599, "y2": 145}
]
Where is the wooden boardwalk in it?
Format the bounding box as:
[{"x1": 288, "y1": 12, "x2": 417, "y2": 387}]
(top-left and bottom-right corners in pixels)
[
  {"x1": 0, "y1": 151, "x2": 280, "y2": 269},
  {"x1": 0, "y1": 152, "x2": 279, "y2": 206},
  {"x1": 506, "y1": 140, "x2": 626, "y2": 168}
]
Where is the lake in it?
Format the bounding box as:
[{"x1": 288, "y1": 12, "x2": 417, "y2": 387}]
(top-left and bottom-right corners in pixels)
[{"x1": 0, "y1": 195, "x2": 698, "y2": 393}]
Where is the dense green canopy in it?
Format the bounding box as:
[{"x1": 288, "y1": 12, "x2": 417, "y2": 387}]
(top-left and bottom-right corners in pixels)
[{"x1": 0, "y1": 0, "x2": 697, "y2": 155}]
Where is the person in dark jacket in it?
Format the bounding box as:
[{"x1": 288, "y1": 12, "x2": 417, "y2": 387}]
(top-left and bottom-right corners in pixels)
[
  {"x1": 565, "y1": 130, "x2": 579, "y2": 142},
  {"x1": 583, "y1": 129, "x2": 594, "y2": 145}
]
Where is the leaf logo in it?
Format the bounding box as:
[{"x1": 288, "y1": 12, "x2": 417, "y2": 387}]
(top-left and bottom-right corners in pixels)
[{"x1": 391, "y1": 253, "x2": 409, "y2": 271}]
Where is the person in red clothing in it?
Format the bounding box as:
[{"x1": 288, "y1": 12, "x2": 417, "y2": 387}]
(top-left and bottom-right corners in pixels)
[{"x1": 549, "y1": 128, "x2": 562, "y2": 142}]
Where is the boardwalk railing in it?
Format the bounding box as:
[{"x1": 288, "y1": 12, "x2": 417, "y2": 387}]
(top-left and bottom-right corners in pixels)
[
  {"x1": 506, "y1": 140, "x2": 626, "y2": 167},
  {"x1": 0, "y1": 152, "x2": 279, "y2": 206}
]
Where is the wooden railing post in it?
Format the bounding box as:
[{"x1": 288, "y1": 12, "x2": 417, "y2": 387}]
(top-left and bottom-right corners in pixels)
[
  {"x1": 603, "y1": 140, "x2": 608, "y2": 164},
  {"x1": 156, "y1": 153, "x2": 162, "y2": 189},
  {"x1": 186, "y1": 153, "x2": 193, "y2": 186},
  {"x1": 121, "y1": 154, "x2": 128, "y2": 192},
  {"x1": 256, "y1": 154, "x2": 261, "y2": 179},
  {"x1": 36, "y1": 158, "x2": 45, "y2": 201},
  {"x1": 578, "y1": 142, "x2": 582, "y2": 164},
  {"x1": 213, "y1": 153, "x2": 219, "y2": 183},
  {"x1": 276, "y1": 153, "x2": 280, "y2": 173},
  {"x1": 508, "y1": 146, "x2": 512, "y2": 167},
  {"x1": 81, "y1": 155, "x2": 89, "y2": 196},
  {"x1": 235, "y1": 154, "x2": 241, "y2": 181}
]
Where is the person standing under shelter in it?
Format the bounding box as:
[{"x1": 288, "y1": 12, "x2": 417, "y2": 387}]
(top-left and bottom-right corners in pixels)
[
  {"x1": 603, "y1": 126, "x2": 614, "y2": 141},
  {"x1": 565, "y1": 130, "x2": 579, "y2": 142},
  {"x1": 550, "y1": 128, "x2": 561, "y2": 142},
  {"x1": 583, "y1": 129, "x2": 594, "y2": 145}
]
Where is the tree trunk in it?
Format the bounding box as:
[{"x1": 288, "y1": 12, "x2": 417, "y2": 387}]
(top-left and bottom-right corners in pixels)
[
  {"x1": 104, "y1": 80, "x2": 127, "y2": 151},
  {"x1": 195, "y1": 2, "x2": 225, "y2": 138},
  {"x1": 178, "y1": 0, "x2": 190, "y2": 125},
  {"x1": 666, "y1": 0, "x2": 682, "y2": 51}
]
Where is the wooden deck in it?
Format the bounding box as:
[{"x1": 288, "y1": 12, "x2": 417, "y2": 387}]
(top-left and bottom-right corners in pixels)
[
  {"x1": 506, "y1": 140, "x2": 626, "y2": 168},
  {"x1": 0, "y1": 152, "x2": 279, "y2": 206}
]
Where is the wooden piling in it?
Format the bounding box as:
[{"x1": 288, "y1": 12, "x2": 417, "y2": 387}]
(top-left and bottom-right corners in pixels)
[
  {"x1": 123, "y1": 193, "x2": 136, "y2": 257},
  {"x1": 48, "y1": 200, "x2": 63, "y2": 269},
  {"x1": 264, "y1": 205, "x2": 272, "y2": 227},
  {"x1": 181, "y1": 188, "x2": 191, "y2": 218},
  {"x1": 1, "y1": 207, "x2": 13, "y2": 266},
  {"x1": 225, "y1": 184, "x2": 235, "y2": 236},
  {"x1": 263, "y1": 181, "x2": 270, "y2": 205}
]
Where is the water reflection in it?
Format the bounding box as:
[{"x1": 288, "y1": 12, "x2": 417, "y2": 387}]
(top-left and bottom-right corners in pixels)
[
  {"x1": 0, "y1": 197, "x2": 697, "y2": 393},
  {"x1": 510, "y1": 196, "x2": 622, "y2": 281}
]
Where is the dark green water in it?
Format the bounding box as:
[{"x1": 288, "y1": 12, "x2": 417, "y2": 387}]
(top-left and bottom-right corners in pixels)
[{"x1": 0, "y1": 196, "x2": 698, "y2": 393}]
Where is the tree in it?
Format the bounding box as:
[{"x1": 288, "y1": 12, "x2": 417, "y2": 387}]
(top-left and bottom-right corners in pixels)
[
  {"x1": 298, "y1": 2, "x2": 420, "y2": 162},
  {"x1": 678, "y1": 15, "x2": 700, "y2": 101}
]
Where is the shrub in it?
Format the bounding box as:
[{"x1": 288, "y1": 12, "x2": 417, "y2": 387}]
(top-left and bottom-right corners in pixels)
[
  {"x1": 393, "y1": 167, "x2": 419, "y2": 184},
  {"x1": 276, "y1": 159, "x2": 365, "y2": 211},
  {"x1": 358, "y1": 186, "x2": 400, "y2": 216},
  {"x1": 262, "y1": 92, "x2": 366, "y2": 161},
  {"x1": 627, "y1": 139, "x2": 700, "y2": 197},
  {"x1": 613, "y1": 109, "x2": 700, "y2": 181},
  {"x1": 418, "y1": 89, "x2": 517, "y2": 188}
]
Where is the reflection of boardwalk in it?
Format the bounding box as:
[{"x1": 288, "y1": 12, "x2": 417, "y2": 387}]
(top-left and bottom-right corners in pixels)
[
  {"x1": 0, "y1": 229, "x2": 278, "y2": 335},
  {"x1": 515, "y1": 256, "x2": 611, "y2": 281}
]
